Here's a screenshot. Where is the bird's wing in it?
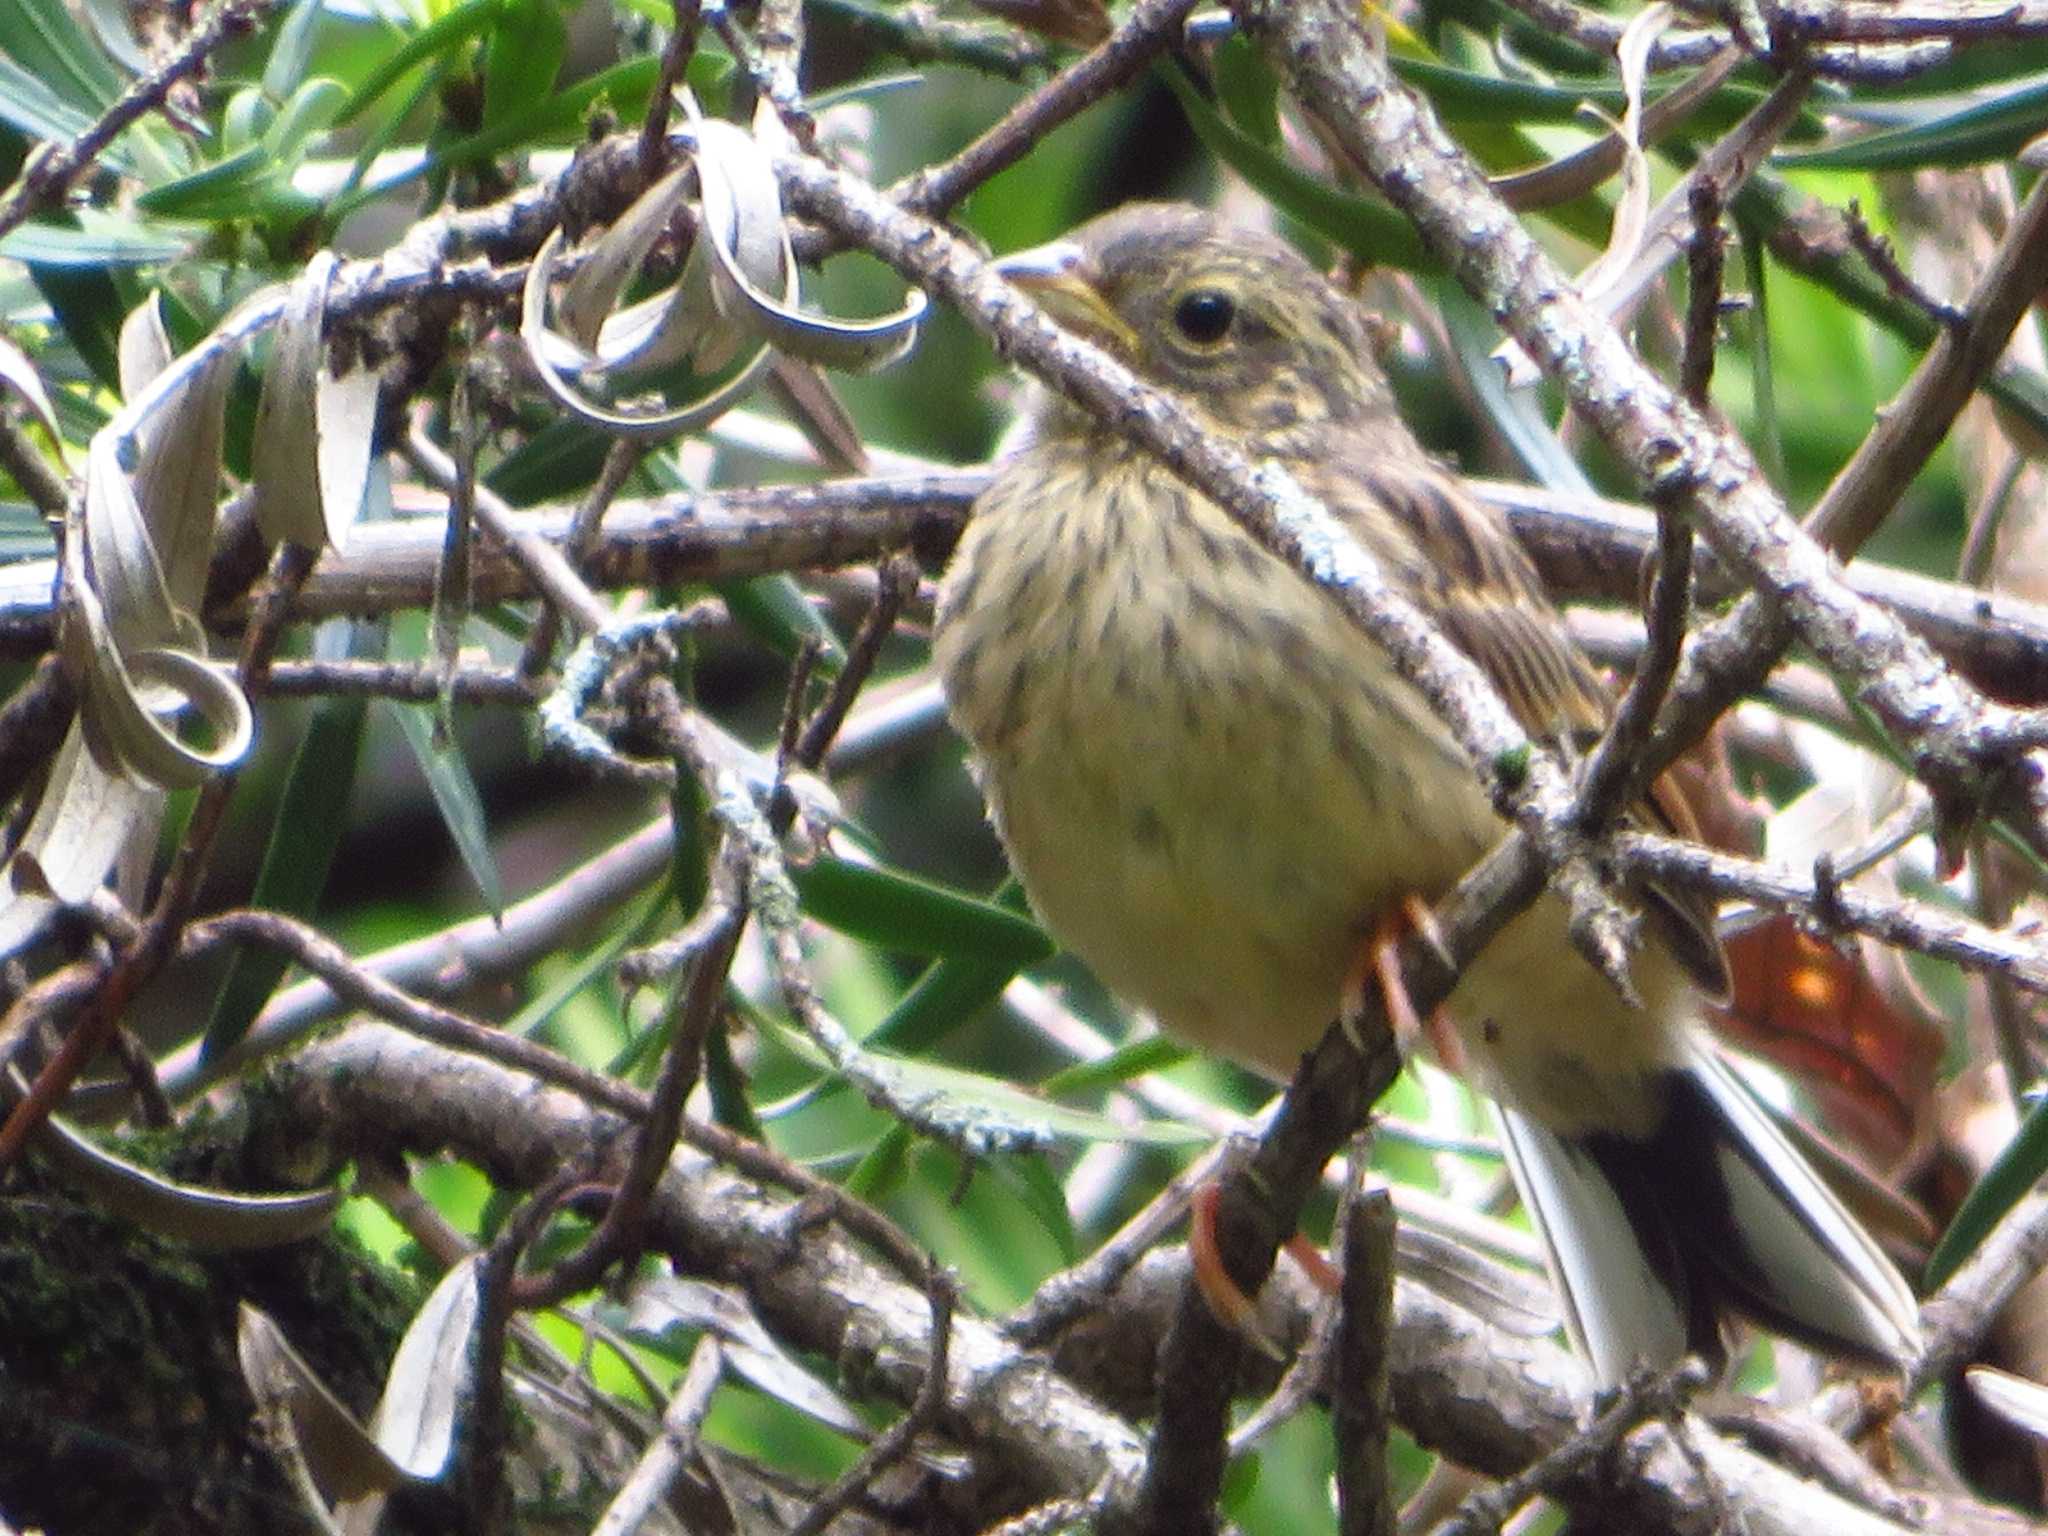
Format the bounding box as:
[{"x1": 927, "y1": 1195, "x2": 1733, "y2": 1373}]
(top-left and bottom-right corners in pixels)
[{"x1": 1298, "y1": 448, "x2": 1729, "y2": 997}]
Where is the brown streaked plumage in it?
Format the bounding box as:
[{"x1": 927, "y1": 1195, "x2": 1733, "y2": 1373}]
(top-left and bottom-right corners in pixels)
[{"x1": 934, "y1": 203, "x2": 1918, "y2": 1387}]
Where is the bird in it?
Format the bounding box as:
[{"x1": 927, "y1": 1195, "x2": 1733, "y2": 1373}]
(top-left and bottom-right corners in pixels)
[{"x1": 932, "y1": 201, "x2": 1920, "y2": 1388}]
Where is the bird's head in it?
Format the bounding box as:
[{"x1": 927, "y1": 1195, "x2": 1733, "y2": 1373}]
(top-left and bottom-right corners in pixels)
[{"x1": 994, "y1": 203, "x2": 1393, "y2": 440}]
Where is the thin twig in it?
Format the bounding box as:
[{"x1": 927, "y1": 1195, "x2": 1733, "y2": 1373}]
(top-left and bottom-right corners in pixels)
[
  {"x1": 1430, "y1": 1361, "x2": 1712, "y2": 1536},
  {"x1": 1334, "y1": 1182, "x2": 1398, "y2": 1536},
  {"x1": 1805, "y1": 173, "x2": 2048, "y2": 559},
  {"x1": 593, "y1": 1335, "x2": 726, "y2": 1536},
  {"x1": 788, "y1": 1270, "x2": 959, "y2": 1536},
  {"x1": 638, "y1": 0, "x2": 706, "y2": 173},
  {"x1": 793, "y1": 552, "x2": 921, "y2": 770},
  {"x1": 1680, "y1": 179, "x2": 1729, "y2": 408},
  {"x1": 889, "y1": 0, "x2": 1201, "y2": 218},
  {"x1": 1842, "y1": 200, "x2": 1966, "y2": 331}
]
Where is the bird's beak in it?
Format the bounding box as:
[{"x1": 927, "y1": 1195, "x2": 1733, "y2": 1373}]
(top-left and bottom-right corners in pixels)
[{"x1": 993, "y1": 240, "x2": 1140, "y2": 356}]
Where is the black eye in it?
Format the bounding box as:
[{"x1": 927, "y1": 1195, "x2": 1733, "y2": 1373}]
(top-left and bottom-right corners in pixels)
[{"x1": 1172, "y1": 288, "x2": 1236, "y2": 346}]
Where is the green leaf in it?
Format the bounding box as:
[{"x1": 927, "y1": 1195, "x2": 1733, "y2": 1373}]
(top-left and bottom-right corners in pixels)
[
  {"x1": 792, "y1": 856, "x2": 1054, "y2": 966},
  {"x1": 264, "y1": 0, "x2": 328, "y2": 101},
  {"x1": 385, "y1": 699, "x2": 505, "y2": 919},
  {"x1": 985, "y1": 1150, "x2": 1079, "y2": 1263},
  {"x1": 264, "y1": 75, "x2": 350, "y2": 164},
  {"x1": 483, "y1": 0, "x2": 565, "y2": 130},
  {"x1": 1159, "y1": 62, "x2": 1430, "y2": 272},
  {"x1": 482, "y1": 417, "x2": 612, "y2": 504},
  {"x1": 1776, "y1": 75, "x2": 2048, "y2": 170},
  {"x1": 764, "y1": 1015, "x2": 1205, "y2": 1147},
  {"x1": 1925, "y1": 1093, "x2": 2048, "y2": 1289},
  {"x1": 1393, "y1": 56, "x2": 1818, "y2": 140},
  {"x1": 0, "y1": 50, "x2": 102, "y2": 150},
  {"x1": 1734, "y1": 200, "x2": 1786, "y2": 489},
  {"x1": 2, "y1": 219, "x2": 187, "y2": 264},
  {"x1": 1212, "y1": 33, "x2": 1279, "y2": 145},
  {"x1": 718, "y1": 575, "x2": 848, "y2": 674},
  {"x1": 135, "y1": 144, "x2": 284, "y2": 216},
  {"x1": 506, "y1": 883, "x2": 667, "y2": 1039},
  {"x1": 0, "y1": 0, "x2": 122, "y2": 113},
  {"x1": 843, "y1": 1122, "x2": 912, "y2": 1201},
  {"x1": 1039, "y1": 1034, "x2": 1191, "y2": 1097},
  {"x1": 334, "y1": 0, "x2": 501, "y2": 128},
  {"x1": 201, "y1": 689, "x2": 369, "y2": 1063},
  {"x1": 30, "y1": 261, "x2": 124, "y2": 387}
]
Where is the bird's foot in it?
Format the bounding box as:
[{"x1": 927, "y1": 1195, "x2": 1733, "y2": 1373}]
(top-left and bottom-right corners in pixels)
[
  {"x1": 1188, "y1": 1183, "x2": 1339, "y2": 1360},
  {"x1": 1343, "y1": 893, "x2": 1463, "y2": 1073}
]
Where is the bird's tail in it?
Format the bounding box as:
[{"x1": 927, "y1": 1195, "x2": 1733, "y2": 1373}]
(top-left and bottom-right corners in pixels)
[{"x1": 1497, "y1": 1045, "x2": 1921, "y2": 1389}]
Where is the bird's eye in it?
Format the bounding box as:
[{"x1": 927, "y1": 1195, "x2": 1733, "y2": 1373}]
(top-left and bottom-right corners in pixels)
[{"x1": 1171, "y1": 288, "x2": 1236, "y2": 346}]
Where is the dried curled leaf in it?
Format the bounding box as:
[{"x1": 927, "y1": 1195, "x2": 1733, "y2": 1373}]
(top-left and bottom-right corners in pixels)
[
  {"x1": 13, "y1": 1067, "x2": 341, "y2": 1250},
  {"x1": 239, "y1": 1302, "x2": 407, "y2": 1506},
  {"x1": 0, "y1": 295, "x2": 257, "y2": 958},
  {"x1": 253, "y1": 251, "x2": 379, "y2": 550},
  {"x1": 519, "y1": 96, "x2": 924, "y2": 439},
  {"x1": 368, "y1": 1254, "x2": 478, "y2": 1480}
]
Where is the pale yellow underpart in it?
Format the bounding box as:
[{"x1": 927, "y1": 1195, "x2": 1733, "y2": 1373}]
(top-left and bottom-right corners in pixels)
[{"x1": 936, "y1": 437, "x2": 1694, "y2": 1141}]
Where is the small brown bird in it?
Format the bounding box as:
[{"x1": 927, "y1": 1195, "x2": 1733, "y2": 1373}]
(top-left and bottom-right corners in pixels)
[{"x1": 934, "y1": 203, "x2": 1919, "y2": 1386}]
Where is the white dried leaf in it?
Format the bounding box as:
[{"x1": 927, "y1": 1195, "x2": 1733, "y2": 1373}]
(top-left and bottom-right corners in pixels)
[
  {"x1": 254, "y1": 255, "x2": 335, "y2": 548},
  {"x1": 238, "y1": 1302, "x2": 407, "y2": 1504},
  {"x1": 559, "y1": 163, "x2": 693, "y2": 350},
  {"x1": 520, "y1": 227, "x2": 775, "y2": 440},
  {"x1": 626, "y1": 1274, "x2": 869, "y2": 1437},
  {"x1": 368, "y1": 1254, "x2": 479, "y2": 1480},
  {"x1": 687, "y1": 108, "x2": 925, "y2": 372},
  {"x1": 1574, "y1": 4, "x2": 1666, "y2": 310},
  {"x1": 0, "y1": 726, "x2": 160, "y2": 957},
  {"x1": 1970, "y1": 1366, "x2": 2048, "y2": 1440},
  {"x1": 253, "y1": 253, "x2": 378, "y2": 550},
  {"x1": 16, "y1": 1067, "x2": 341, "y2": 1249},
  {"x1": 122, "y1": 298, "x2": 236, "y2": 607},
  {"x1": 0, "y1": 331, "x2": 66, "y2": 461}
]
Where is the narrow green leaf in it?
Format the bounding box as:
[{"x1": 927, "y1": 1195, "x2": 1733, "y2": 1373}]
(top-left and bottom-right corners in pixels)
[
  {"x1": 431, "y1": 53, "x2": 658, "y2": 163},
  {"x1": 264, "y1": 0, "x2": 327, "y2": 101},
  {"x1": 482, "y1": 417, "x2": 611, "y2": 504},
  {"x1": 263, "y1": 75, "x2": 350, "y2": 164},
  {"x1": 1776, "y1": 76, "x2": 2048, "y2": 170},
  {"x1": 1159, "y1": 63, "x2": 1430, "y2": 272},
  {"x1": 0, "y1": 51, "x2": 99, "y2": 147},
  {"x1": 0, "y1": 0, "x2": 122, "y2": 112},
  {"x1": 718, "y1": 575, "x2": 848, "y2": 674},
  {"x1": 135, "y1": 144, "x2": 280, "y2": 215},
  {"x1": 386, "y1": 698, "x2": 505, "y2": 919},
  {"x1": 843, "y1": 1122, "x2": 912, "y2": 1201},
  {"x1": 201, "y1": 691, "x2": 368, "y2": 1063},
  {"x1": 986, "y1": 1151, "x2": 1079, "y2": 1263},
  {"x1": 29, "y1": 261, "x2": 124, "y2": 386},
  {"x1": 1211, "y1": 34, "x2": 1279, "y2": 145},
  {"x1": 792, "y1": 856, "x2": 1054, "y2": 966},
  {"x1": 766, "y1": 1015, "x2": 1205, "y2": 1148},
  {"x1": 1925, "y1": 1094, "x2": 2048, "y2": 1289},
  {"x1": 1038, "y1": 1034, "x2": 1192, "y2": 1097},
  {"x1": 482, "y1": 0, "x2": 565, "y2": 130},
  {"x1": 3, "y1": 220, "x2": 186, "y2": 264},
  {"x1": 334, "y1": 0, "x2": 501, "y2": 127},
  {"x1": 1735, "y1": 202, "x2": 1785, "y2": 489}
]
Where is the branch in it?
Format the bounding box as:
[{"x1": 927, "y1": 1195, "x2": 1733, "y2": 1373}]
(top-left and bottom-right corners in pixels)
[{"x1": 258, "y1": 1023, "x2": 2039, "y2": 1536}]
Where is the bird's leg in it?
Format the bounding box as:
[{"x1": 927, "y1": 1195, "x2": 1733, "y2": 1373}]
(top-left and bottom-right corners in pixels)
[
  {"x1": 1190, "y1": 897, "x2": 1456, "y2": 1348},
  {"x1": 1344, "y1": 893, "x2": 1464, "y2": 1075},
  {"x1": 1188, "y1": 1182, "x2": 1339, "y2": 1360}
]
